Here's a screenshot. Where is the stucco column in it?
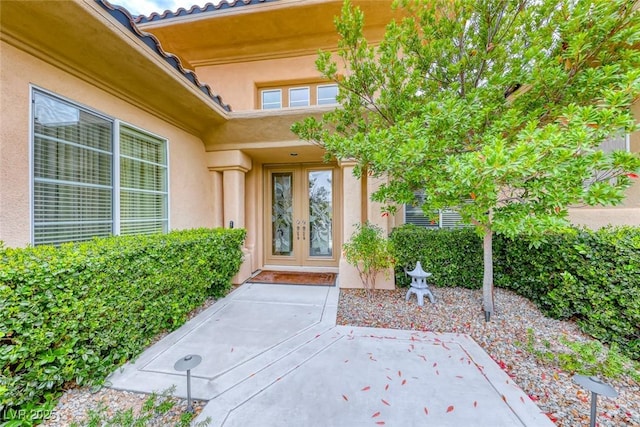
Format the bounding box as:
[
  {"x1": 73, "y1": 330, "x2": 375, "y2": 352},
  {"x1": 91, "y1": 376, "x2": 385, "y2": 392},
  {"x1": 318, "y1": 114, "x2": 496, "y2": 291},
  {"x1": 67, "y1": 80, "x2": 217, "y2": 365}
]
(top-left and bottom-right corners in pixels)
[
  {"x1": 210, "y1": 170, "x2": 223, "y2": 228},
  {"x1": 337, "y1": 161, "x2": 394, "y2": 289},
  {"x1": 207, "y1": 150, "x2": 253, "y2": 284},
  {"x1": 222, "y1": 169, "x2": 245, "y2": 228}
]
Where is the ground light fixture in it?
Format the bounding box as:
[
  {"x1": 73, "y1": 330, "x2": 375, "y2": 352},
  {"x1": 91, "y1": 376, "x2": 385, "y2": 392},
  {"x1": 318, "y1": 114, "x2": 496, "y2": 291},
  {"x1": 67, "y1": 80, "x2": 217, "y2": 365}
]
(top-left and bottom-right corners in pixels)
[
  {"x1": 572, "y1": 374, "x2": 618, "y2": 427},
  {"x1": 174, "y1": 354, "x2": 202, "y2": 413}
]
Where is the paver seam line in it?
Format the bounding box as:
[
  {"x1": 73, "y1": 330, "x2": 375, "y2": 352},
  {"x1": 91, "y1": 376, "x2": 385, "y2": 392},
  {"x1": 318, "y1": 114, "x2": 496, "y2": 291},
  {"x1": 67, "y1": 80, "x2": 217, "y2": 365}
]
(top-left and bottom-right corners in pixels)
[
  {"x1": 227, "y1": 299, "x2": 325, "y2": 307},
  {"x1": 129, "y1": 300, "x2": 237, "y2": 369},
  {"x1": 455, "y1": 339, "x2": 553, "y2": 426},
  {"x1": 117, "y1": 285, "x2": 254, "y2": 369},
  {"x1": 109, "y1": 285, "x2": 331, "y2": 381},
  {"x1": 332, "y1": 327, "x2": 552, "y2": 426},
  {"x1": 136, "y1": 297, "x2": 325, "y2": 370},
  {"x1": 212, "y1": 330, "x2": 346, "y2": 426},
  {"x1": 138, "y1": 322, "x2": 335, "y2": 381}
]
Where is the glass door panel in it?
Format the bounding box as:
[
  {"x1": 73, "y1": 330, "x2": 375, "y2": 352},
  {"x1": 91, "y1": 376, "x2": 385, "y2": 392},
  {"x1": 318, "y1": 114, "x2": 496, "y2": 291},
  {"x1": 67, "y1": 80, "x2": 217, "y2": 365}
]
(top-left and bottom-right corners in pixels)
[
  {"x1": 308, "y1": 169, "x2": 333, "y2": 258},
  {"x1": 271, "y1": 172, "x2": 294, "y2": 256}
]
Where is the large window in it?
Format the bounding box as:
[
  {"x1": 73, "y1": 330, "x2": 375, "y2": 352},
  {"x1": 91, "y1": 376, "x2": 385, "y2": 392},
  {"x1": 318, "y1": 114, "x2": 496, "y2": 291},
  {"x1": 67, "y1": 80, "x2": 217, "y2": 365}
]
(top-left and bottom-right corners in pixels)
[{"x1": 32, "y1": 90, "x2": 168, "y2": 245}]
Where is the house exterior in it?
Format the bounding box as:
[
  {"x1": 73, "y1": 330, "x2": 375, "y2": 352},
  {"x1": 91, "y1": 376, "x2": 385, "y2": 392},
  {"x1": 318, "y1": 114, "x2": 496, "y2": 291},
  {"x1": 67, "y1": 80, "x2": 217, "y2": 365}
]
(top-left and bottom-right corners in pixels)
[{"x1": 1, "y1": 0, "x2": 638, "y2": 288}]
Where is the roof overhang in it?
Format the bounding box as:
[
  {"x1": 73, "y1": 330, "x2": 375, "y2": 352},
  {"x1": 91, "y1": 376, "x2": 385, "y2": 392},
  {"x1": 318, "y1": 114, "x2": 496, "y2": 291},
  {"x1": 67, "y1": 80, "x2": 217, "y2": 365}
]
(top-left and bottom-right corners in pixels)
[
  {"x1": 137, "y1": 0, "x2": 399, "y2": 68},
  {"x1": 204, "y1": 107, "x2": 331, "y2": 163},
  {"x1": 0, "y1": 0, "x2": 229, "y2": 135}
]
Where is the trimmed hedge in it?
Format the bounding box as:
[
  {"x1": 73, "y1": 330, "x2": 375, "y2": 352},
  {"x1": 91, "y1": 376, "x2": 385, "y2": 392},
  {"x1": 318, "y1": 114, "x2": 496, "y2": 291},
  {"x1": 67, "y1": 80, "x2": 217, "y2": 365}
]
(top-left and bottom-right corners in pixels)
[
  {"x1": 494, "y1": 227, "x2": 640, "y2": 360},
  {"x1": 0, "y1": 228, "x2": 246, "y2": 422},
  {"x1": 390, "y1": 224, "x2": 640, "y2": 360},
  {"x1": 389, "y1": 225, "x2": 483, "y2": 289}
]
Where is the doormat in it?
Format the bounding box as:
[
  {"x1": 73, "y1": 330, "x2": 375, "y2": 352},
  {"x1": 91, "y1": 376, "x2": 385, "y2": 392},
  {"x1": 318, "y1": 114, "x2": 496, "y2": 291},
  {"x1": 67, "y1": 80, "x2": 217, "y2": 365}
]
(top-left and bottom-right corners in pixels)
[{"x1": 246, "y1": 271, "x2": 337, "y2": 286}]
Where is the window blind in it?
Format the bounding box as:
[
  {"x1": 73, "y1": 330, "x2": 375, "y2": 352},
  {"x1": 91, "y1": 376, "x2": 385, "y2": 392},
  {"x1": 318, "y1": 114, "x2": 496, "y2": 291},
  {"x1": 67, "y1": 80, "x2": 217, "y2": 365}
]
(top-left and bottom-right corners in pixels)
[
  {"x1": 32, "y1": 92, "x2": 113, "y2": 245},
  {"x1": 119, "y1": 126, "x2": 168, "y2": 235}
]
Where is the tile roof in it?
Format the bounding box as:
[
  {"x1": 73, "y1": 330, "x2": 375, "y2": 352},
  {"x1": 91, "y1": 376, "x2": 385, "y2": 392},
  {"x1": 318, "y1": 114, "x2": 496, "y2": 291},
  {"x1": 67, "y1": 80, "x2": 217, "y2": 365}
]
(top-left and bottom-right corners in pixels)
[
  {"x1": 96, "y1": 0, "x2": 232, "y2": 112},
  {"x1": 133, "y1": 0, "x2": 278, "y2": 24}
]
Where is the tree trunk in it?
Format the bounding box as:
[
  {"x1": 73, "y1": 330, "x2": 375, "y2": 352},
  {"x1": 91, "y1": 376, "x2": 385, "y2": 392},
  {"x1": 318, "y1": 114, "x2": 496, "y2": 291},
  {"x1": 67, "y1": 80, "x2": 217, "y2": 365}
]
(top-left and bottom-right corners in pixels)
[{"x1": 482, "y1": 227, "x2": 495, "y2": 321}]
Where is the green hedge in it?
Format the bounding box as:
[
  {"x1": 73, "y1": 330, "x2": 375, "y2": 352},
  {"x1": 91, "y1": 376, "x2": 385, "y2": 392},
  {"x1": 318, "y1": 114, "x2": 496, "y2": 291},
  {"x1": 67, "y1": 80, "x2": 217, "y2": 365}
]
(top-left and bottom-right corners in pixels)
[
  {"x1": 390, "y1": 224, "x2": 640, "y2": 360},
  {"x1": 0, "y1": 228, "x2": 246, "y2": 422},
  {"x1": 389, "y1": 225, "x2": 483, "y2": 289},
  {"x1": 494, "y1": 227, "x2": 640, "y2": 360}
]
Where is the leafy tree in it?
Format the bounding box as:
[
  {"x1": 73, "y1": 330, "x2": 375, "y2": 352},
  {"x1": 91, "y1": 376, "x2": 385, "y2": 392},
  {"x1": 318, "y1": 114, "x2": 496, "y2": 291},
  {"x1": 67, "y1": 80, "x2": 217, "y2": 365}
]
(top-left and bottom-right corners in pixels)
[{"x1": 293, "y1": 0, "x2": 640, "y2": 319}]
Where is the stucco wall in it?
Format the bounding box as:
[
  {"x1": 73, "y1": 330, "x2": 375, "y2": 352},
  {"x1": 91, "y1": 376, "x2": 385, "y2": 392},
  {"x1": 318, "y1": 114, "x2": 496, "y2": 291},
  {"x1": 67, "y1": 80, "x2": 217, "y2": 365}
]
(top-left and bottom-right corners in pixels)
[
  {"x1": 0, "y1": 41, "x2": 215, "y2": 247},
  {"x1": 196, "y1": 54, "x2": 323, "y2": 111}
]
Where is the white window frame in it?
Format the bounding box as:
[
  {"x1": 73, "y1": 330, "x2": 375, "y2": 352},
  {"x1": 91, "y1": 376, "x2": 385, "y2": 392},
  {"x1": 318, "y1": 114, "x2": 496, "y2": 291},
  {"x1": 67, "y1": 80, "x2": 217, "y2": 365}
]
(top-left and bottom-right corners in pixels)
[
  {"x1": 288, "y1": 87, "x2": 310, "y2": 107},
  {"x1": 317, "y1": 84, "x2": 338, "y2": 105},
  {"x1": 30, "y1": 87, "x2": 169, "y2": 245},
  {"x1": 261, "y1": 89, "x2": 282, "y2": 109}
]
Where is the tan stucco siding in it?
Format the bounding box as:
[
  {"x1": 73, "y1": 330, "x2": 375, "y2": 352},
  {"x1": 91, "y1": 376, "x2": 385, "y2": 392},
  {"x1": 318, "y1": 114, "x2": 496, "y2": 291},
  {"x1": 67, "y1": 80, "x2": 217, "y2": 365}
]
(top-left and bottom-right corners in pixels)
[
  {"x1": 0, "y1": 41, "x2": 215, "y2": 247},
  {"x1": 196, "y1": 54, "x2": 325, "y2": 111}
]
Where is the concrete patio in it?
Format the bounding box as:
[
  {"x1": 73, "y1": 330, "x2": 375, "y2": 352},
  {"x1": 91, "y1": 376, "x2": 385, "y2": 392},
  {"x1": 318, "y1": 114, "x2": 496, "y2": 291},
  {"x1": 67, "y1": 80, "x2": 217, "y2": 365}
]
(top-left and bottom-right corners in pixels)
[{"x1": 107, "y1": 282, "x2": 554, "y2": 426}]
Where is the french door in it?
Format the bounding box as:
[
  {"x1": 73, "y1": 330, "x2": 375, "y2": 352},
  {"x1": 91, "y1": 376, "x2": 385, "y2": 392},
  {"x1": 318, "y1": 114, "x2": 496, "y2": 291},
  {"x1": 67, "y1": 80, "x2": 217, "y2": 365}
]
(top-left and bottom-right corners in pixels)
[{"x1": 265, "y1": 165, "x2": 340, "y2": 267}]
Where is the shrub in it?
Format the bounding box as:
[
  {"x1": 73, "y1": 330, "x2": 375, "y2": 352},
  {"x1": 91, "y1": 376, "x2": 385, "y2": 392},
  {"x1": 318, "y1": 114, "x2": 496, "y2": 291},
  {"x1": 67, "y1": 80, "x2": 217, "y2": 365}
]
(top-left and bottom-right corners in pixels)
[
  {"x1": 343, "y1": 222, "x2": 394, "y2": 296},
  {"x1": 390, "y1": 225, "x2": 483, "y2": 288},
  {"x1": 495, "y1": 226, "x2": 640, "y2": 360},
  {"x1": 0, "y1": 228, "x2": 245, "y2": 424}
]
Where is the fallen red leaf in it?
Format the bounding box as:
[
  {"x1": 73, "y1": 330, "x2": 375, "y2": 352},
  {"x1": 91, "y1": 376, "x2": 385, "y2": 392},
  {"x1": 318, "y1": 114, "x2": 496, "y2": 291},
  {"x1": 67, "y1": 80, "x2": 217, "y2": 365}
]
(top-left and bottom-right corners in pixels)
[
  {"x1": 501, "y1": 395, "x2": 507, "y2": 403},
  {"x1": 529, "y1": 395, "x2": 538, "y2": 401},
  {"x1": 385, "y1": 384, "x2": 389, "y2": 391},
  {"x1": 361, "y1": 386, "x2": 371, "y2": 391},
  {"x1": 401, "y1": 379, "x2": 407, "y2": 386},
  {"x1": 398, "y1": 370, "x2": 402, "y2": 377},
  {"x1": 342, "y1": 394, "x2": 348, "y2": 401},
  {"x1": 375, "y1": 422, "x2": 385, "y2": 426},
  {"x1": 433, "y1": 362, "x2": 437, "y2": 367},
  {"x1": 424, "y1": 407, "x2": 429, "y2": 415},
  {"x1": 473, "y1": 401, "x2": 478, "y2": 408},
  {"x1": 446, "y1": 405, "x2": 454, "y2": 413},
  {"x1": 381, "y1": 399, "x2": 390, "y2": 406},
  {"x1": 520, "y1": 396, "x2": 525, "y2": 403},
  {"x1": 371, "y1": 412, "x2": 381, "y2": 418}
]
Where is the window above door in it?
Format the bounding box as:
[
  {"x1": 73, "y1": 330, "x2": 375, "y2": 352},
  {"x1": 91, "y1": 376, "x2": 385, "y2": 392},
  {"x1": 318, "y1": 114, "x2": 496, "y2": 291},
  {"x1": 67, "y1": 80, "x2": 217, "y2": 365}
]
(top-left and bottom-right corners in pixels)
[{"x1": 258, "y1": 82, "x2": 338, "y2": 110}]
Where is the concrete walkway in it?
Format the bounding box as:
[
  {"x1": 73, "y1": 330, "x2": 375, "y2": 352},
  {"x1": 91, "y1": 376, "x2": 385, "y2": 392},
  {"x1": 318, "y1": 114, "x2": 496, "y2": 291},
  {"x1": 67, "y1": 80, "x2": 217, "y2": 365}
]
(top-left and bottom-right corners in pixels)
[{"x1": 107, "y1": 283, "x2": 554, "y2": 426}]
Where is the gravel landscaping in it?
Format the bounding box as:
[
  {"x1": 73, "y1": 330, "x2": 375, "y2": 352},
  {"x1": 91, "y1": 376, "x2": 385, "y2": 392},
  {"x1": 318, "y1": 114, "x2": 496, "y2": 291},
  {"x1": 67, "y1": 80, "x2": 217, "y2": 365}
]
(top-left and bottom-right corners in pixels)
[{"x1": 44, "y1": 286, "x2": 639, "y2": 426}]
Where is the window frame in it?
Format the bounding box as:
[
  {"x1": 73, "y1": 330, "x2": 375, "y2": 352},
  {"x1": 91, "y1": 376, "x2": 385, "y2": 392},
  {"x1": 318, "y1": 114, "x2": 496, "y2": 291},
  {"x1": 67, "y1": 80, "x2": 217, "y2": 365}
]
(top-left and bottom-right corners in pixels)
[
  {"x1": 317, "y1": 84, "x2": 338, "y2": 105},
  {"x1": 288, "y1": 86, "x2": 310, "y2": 108},
  {"x1": 261, "y1": 89, "x2": 282, "y2": 109},
  {"x1": 30, "y1": 86, "x2": 170, "y2": 245}
]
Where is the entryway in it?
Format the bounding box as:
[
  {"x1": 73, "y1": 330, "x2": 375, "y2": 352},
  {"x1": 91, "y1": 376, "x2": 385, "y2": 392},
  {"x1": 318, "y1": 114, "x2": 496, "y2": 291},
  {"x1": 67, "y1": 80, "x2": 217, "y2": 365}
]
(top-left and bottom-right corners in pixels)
[{"x1": 264, "y1": 164, "x2": 340, "y2": 268}]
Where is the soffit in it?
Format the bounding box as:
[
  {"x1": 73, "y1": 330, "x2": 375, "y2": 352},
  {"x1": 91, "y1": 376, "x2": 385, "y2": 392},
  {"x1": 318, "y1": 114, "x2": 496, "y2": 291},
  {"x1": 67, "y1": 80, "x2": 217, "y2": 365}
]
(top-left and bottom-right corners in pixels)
[
  {"x1": 203, "y1": 107, "x2": 331, "y2": 162},
  {"x1": 138, "y1": 0, "x2": 399, "y2": 67},
  {"x1": 0, "y1": 0, "x2": 228, "y2": 134}
]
